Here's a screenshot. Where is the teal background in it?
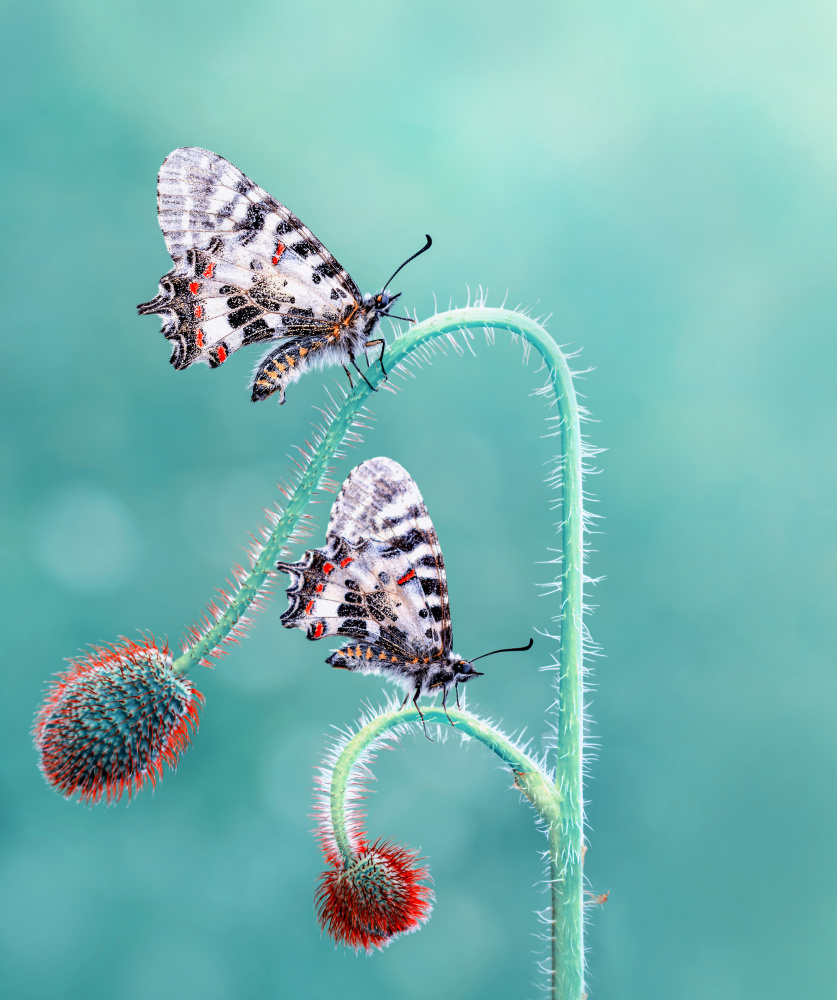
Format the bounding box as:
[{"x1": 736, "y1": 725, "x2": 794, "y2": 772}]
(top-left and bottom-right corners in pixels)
[{"x1": 1, "y1": 1, "x2": 835, "y2": 997}]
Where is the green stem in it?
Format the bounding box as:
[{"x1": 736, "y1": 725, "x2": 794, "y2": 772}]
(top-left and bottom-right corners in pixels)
[
  {"x1": 329, "y1": 706, "x2": 561, "y2": 864},
  {"x1": 327, "y1": 706, "x2": 568, "y2": 993},
  {"x1": 172, "y1": 307, "x2": 586, "y2": 998}
]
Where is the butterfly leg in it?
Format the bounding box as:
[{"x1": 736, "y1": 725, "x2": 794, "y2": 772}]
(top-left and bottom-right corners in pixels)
[
  {"x1": 364, "y1": 339, "x2": 387, "y2": 380},
  {"x1": 342, "y1": 365, "x2": 355, "y2": 390},
  {"x1": 349, "y1": 351, "x2": 377, "y2": 392},
  {"x1": 455, "y1": 682, "x2": 461, "y2": 709},
  {"x1": 441, "y1": 686, "x2": 456, "y2": 727},
  {"x1": 399, "y1": 691, "x2": 411, "y2": 710},
  {"x1": 412, "y1": 689, "x2": 433, "y2": 742}
]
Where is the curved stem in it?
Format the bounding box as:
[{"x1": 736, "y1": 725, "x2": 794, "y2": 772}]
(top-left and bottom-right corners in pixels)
[
  {"x1": 172, "y1": 307, "x2": 586, "y2": 998},
  {"x1": 328, "y1": 706, "x2": 569, "y2": 997},
  {"x1": 329, "y1": 706, "x2": 561, "y2": 864}
]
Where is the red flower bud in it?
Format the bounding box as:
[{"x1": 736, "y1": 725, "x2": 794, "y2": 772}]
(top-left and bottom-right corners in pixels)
[
  {"x1": 315, "y1": 839, "x2": 433, "y2": 952},
  {"x1": 34, "y1": 638, "x2": 202, "y2": 804}
]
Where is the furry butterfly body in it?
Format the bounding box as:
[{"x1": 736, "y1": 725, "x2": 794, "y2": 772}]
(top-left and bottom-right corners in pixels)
[{"x1": 138, "y1": 148, "x2": 427, "y2": 403}]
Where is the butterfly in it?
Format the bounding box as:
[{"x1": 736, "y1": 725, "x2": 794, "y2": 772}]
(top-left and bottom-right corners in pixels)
[
  {"x1": 137, "y1": 147, "x2": 431, "y2": 403},
  {"x1": 276, "y1": 456, "x2": 532, "y2": 732}
]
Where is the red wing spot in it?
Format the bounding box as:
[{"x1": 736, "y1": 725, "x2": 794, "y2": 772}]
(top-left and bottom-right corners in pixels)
[
  {"x1": 189, "y1": 282, "x2": 200, "y2": 295},
  {"x1": 397, "y1": 569, "x2": 415, "y2": 585},
  {"x1": 322, "y1": 563, "x2": 334, "y2": 575},
  {"x1": 271, "y1": 241, "x2": 286, "y2": 265},
  {"x1": 340, "y1": 557, "x2": 354, "y2": 568},
  {"x1": 305, "y1": 600, "x2": 314, "y2": 614},
  {"x1": 195, "y1": 304, "x2": 203, "y2": 319},
  {"x1": 202, "y1": 262, "x2": 215, "y2": 278},
  {"x1": 313, "y1": 622, "x2": 324, "y2": 639},
  {"x1": 315, "y1": 583, "x2": 323, "y2": 593},
  {"x1": 217, "y1": 345, "x2": 227, "y2": 363},
  {"x1": 196, "y1": 330, "x2": 204, "y2": 348}
]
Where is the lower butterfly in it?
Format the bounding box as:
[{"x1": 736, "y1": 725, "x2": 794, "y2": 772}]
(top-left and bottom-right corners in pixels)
[
  {"x1": 138, "y1": 147, "x2": 431, "y2": 404},
  {"x1": 276, "y1": 457, "x2": 532, "y2": 734}
]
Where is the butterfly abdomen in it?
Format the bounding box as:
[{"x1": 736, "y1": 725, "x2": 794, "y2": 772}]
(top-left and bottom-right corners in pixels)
[
  {"x1": 253, "y1": 339, "x2": 319, "y2": 404},
  {"x1": 327, "y1": 643, "x2": 446, "y2": 684},
  {"x1": 249, "y1": 297, "x2": 383, "y2": 403}
]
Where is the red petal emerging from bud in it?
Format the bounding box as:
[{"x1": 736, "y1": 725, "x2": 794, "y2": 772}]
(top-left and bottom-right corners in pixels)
[
  {"x1": 34, "y1": 638, "x2": 203, "y2": 804},
  {"x1": 315, "y1": 839, "x2": 433, "y2": 952}
]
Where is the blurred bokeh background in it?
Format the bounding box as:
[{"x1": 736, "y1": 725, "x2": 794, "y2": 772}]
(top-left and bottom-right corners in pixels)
[{"x1": 2, "y1": 1, "x2": 835, "y2": 997}]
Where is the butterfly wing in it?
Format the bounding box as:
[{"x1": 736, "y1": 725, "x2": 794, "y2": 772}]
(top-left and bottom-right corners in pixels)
[
  {"x1": 277, "y1": 457, "x2": 453, "y2": 659},
  {"x1": 138, "y1": 147, "x2": 362, "y2": 371}
]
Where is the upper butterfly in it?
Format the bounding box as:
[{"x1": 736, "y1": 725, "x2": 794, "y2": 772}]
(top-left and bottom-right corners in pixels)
[{"x1": 137, "y1": 147, "x2": 431, "y2": 404}]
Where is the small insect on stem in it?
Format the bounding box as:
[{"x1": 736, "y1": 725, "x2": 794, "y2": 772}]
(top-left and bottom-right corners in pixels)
[{"x1": 584, "y1": 890, "x2": 610, "y2": 906}]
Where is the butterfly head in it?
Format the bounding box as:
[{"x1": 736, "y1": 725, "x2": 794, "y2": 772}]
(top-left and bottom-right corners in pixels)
[
  {"x1": 449, "y1": 654, "x2": 483, "y2": 685},
  {"x1": 366, "y1": 290, "x2": 402, "y2": 316},
  {"x1": 367, "y1": 235, "x2": 433, "y2": 319}
]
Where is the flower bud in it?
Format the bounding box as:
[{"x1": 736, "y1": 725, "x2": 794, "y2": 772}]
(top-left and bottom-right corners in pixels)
[
  {"x1": 34, "y1": 638, "x2": 202, "y2": 804},
  {"x1": 315, "y1": 839, "x2": 433, "y2": 952}
]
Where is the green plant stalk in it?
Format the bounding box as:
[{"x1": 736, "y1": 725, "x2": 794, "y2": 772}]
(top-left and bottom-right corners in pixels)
[
  {"x1": 328, "y1": 706, "x2": 562, "y2": 865},
  {"x1": 172, "y1": 307, "x2": 586, "y2": 999}
]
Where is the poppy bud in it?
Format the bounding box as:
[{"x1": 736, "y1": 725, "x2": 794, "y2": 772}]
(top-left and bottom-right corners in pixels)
[
  {"x1": 315, "y1": 838, "x2": 432, "y2": 952},
  {"x1": 34, "y1": 638, "x2": 202, "y2": 804}
]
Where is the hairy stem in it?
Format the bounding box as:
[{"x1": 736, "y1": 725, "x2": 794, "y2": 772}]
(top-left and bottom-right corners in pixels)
[
  {"x1": 327, "y1": 707, "x2": 568, "y2": 991},
  {"x1": 329, "y1": 706, "x2": 561, "y2": 863},
  {"x1": 173, "y1": 307, "x2": 586, "y2": 998}
]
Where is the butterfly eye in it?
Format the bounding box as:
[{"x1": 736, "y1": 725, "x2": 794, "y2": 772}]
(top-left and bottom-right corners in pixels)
[{"x1": 456, "y1": 661, "x2": 483, "y2": 681}]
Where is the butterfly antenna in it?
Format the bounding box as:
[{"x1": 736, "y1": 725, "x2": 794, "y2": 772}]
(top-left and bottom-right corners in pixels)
[
  {"x1": 381, "y1": 234, "x2": 433, "y2": 292},
  {"x1": 471, "y1": 638, "x2": 534, "y2": 662}
]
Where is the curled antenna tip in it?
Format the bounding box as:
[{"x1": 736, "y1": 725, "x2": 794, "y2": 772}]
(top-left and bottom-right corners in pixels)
[
  {"x1": 471, "y1": 638, "x2": 534, "y2": 662},
  {"x1": 381, "y1": 235, "x2": 434, "y2": 293}
]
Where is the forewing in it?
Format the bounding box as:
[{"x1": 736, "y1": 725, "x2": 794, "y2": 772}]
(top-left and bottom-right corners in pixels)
[
  {"x1": 277, "y1": 457, "x2": 453, "y2": 657},
  {"x1": 329, "y1": 457, "x2": 452, "y2": 653},
  {"x1": 138, "y1": 147, "x2": 361, "y2": 370}
]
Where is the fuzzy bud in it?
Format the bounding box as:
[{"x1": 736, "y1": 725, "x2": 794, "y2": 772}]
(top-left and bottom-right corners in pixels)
[
  {"x1": 34, "y1": 638, "x2": 202, "y2": 804},
  {"x1": 315, "y1": 839, "x2": 433, "y2": 952}
]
